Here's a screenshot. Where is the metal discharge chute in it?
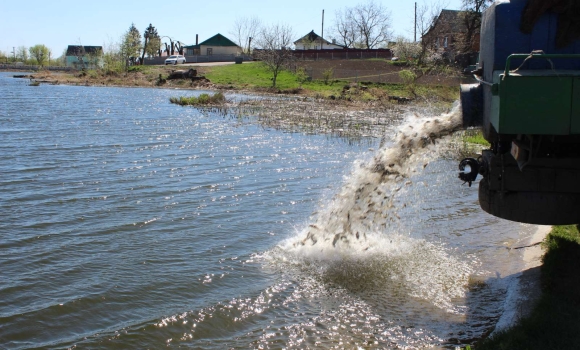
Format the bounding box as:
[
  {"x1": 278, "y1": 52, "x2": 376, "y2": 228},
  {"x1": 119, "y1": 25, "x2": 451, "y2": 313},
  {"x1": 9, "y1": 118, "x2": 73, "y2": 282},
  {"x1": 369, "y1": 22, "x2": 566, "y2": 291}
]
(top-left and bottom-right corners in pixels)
[{"x1": 459, "y1": 0, "x2": 580, "y2": 224}]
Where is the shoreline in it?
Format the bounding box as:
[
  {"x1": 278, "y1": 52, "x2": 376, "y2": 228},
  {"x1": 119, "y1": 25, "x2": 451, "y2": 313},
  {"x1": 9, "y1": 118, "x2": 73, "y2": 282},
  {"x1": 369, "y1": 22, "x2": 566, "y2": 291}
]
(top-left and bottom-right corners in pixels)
[{"x1": 491, "y1": 225, "x2": 550, "y2": 335}]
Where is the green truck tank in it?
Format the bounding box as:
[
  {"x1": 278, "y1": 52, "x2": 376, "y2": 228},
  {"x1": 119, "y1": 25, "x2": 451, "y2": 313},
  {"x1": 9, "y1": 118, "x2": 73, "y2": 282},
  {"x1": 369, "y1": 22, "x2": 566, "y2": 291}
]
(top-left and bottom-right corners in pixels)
[{"x1": 459, "y1": 0, "x2": 580, "y2": 224}]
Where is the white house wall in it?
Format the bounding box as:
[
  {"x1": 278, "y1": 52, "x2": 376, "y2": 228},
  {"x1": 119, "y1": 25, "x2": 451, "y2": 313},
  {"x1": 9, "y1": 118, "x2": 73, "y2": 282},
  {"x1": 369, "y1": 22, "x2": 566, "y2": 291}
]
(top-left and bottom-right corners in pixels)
[{"x1": 295, "y1": 42, "x2": 344, "y2": 50}]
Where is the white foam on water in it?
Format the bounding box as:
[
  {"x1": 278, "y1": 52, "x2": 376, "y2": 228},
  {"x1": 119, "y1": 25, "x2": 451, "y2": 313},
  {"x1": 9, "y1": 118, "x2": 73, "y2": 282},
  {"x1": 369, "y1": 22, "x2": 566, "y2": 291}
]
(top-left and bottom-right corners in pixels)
[{"x1": 273, "y1": 102, "x2": 472, "y2": 312}]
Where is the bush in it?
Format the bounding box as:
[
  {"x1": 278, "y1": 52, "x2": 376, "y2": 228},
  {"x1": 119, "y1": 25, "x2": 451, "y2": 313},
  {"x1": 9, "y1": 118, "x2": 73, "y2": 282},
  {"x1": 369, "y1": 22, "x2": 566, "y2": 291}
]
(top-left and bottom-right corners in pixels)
[
  {"x1": 295, "y1": 67, "x2": 309, "y2": 87},
  {"x1": 322, "y1": 68, "x2": 334, "y2": 85}
]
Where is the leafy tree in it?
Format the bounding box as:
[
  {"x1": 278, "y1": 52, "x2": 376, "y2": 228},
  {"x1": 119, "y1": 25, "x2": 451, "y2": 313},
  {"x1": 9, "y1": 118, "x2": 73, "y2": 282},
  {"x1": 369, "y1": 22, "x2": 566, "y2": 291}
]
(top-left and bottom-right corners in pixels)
[
  {"x1": 141, "y1": 23, "x2": 158, "y2": 63},
  {"x1": 120, "y1": 23, "x2": 142, "y2": 61},
  {"x1": 29, "y1": 44, "x2": 51, "y2": 66},
  {"x1": 145, "y1": 31, "x2": 161, "y2": 57},
  {"x1": 254, "y1": 23, "x2": 295, "y2": 87}
]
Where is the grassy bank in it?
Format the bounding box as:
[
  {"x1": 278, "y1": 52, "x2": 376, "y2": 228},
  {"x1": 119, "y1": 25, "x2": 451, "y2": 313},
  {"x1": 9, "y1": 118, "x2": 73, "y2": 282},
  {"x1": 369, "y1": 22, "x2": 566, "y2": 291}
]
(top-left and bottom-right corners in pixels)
[
  {"x1": 203, "y1": 62, "x2": 459, "y2": 103},
  {"x1": 9, "y1": 61, "x2": 460, "y2": 105},
  {"x1": 477, "y1": 225, "x2": 580, "y2": 349}
]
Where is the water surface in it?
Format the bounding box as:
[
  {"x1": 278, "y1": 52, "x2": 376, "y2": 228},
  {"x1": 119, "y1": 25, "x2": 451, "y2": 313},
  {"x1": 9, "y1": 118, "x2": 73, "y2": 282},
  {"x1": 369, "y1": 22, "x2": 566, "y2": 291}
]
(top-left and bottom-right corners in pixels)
[{"x1": 0, "y1": 72, "x2": 537, "y2": 349}]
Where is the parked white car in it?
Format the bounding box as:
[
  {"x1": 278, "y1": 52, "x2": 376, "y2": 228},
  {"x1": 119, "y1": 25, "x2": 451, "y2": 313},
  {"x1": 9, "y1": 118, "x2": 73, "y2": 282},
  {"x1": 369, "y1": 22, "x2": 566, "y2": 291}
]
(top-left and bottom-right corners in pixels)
[{"x1": 165, "y1": 55, "x2": 186, "y2": 65}]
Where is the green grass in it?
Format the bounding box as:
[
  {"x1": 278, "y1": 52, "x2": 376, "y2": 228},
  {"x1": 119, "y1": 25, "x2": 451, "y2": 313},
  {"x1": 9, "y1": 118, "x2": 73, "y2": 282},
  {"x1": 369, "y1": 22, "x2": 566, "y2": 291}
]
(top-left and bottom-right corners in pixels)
[
  {"x1": 463, "y1": 129, "x2": 490, "y2": 147},
  {"x1": 169, "y1": 92, "x2": 226, "y2": 106},
  {"x1": 127, "y1": 65, "x2": 150, "y2": 73},
  {"x1": 203, "y1": 62, "x2": 459, "y2": 102},
  {"x1": 477, "y1": 225, "x2": 580, "y2": 349},
  {"x1": 204, "y1": 62, "x2": 300, "y2": 89}
]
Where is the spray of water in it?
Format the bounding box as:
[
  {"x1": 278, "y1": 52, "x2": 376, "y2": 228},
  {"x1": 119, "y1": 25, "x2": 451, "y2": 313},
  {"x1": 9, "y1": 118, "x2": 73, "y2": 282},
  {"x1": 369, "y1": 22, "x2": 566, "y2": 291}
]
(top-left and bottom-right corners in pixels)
[
  {"x1": 273, "y1": 102, "x2": 471, "y2": 312},
  {"x1": 148, "y1": 103, "x2": 476, "y2": 348},
  {"x1": 288, "y1": 102, "x2": 463, "y2": 250}
]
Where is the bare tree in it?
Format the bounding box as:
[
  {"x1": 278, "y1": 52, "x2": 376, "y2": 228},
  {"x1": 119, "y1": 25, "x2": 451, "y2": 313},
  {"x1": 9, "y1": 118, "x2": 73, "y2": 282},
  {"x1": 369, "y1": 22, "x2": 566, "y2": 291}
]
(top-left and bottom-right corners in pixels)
[
  {"x1": 351, "y1": 0, "x2": 393, "y2": 49},
  {"x1": 230, "y1": 16, "x2": 262, "y2": 54},
  {"x1": 101, "y1": 38, "x2": 118, "y2": 72},
  {"x1": 415, "y1": 0, "x2": 448, "y2": 63},
  {"x1": 332, "y1": 8, "x2": 359, "y2": 48},
  {"x1": 16, "y1": 46, "x2": 28, "y2": 62},
  {"x1": 254, "y1": 23, "x2": 295, "y2": 87},
  {"x1": 331, "y1": 0, "x2": 392, "y2": 49},
  {"x1": 415, "y1": 0, "x2": 448, "y2": 40}
]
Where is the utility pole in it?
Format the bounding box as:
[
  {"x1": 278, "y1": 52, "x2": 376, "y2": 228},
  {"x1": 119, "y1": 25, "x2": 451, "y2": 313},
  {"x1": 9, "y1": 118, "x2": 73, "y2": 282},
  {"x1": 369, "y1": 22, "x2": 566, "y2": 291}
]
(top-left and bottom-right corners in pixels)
[
  {"x1": 12, "y1": 47, "x2": 15, "y2": 62},
  {"x1": 321, "y1": 9, "x2": 325, "y2": 49},
  {"x1": 414, "y1": 2, "x2": 417, "y2": 42}
]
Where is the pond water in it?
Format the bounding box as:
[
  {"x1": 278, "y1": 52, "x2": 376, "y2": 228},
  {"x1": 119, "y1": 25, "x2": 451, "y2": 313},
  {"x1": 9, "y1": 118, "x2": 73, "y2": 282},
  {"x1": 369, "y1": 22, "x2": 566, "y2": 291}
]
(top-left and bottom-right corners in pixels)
[{"x1": 0, "y1": 72, "x2": 539, "y2": 349}]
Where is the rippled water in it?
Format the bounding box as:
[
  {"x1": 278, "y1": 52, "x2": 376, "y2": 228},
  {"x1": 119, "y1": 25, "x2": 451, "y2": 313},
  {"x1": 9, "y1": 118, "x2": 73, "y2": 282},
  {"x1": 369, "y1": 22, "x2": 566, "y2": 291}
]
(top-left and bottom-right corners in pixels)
[{"x1": 0, "y1": 72, "x2": 538, "y2": 349}]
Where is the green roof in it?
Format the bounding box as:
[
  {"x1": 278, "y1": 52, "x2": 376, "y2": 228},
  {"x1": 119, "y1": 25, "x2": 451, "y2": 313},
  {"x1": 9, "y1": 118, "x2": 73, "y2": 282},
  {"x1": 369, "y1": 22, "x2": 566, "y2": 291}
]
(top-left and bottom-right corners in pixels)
[{"x1": 198, "y1": 33, "x2": 239, "y2": 47}]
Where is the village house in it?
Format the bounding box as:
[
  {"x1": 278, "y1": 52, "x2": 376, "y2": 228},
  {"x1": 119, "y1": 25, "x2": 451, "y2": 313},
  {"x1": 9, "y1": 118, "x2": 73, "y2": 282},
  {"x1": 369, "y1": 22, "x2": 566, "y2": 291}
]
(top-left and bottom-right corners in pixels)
[
  {"x1": 294, "y1": 31, "x2": 344, "y2": 50},
  {"x1": 421, "y1": 9, "x2": 480, "y2": 63},
  {"x1": 184, "y1": 34, "x2": 242, "y2": 56},
  {"x1": 65, "y1": 45, "x2": 104, "y2": 69}
]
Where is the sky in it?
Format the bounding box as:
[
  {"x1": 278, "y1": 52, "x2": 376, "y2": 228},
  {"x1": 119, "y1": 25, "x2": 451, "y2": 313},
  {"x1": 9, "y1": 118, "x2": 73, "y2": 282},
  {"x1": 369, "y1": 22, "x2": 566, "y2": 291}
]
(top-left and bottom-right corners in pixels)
[{"x1": 0, "y1": 0, "x2": 463, "y2": 58}]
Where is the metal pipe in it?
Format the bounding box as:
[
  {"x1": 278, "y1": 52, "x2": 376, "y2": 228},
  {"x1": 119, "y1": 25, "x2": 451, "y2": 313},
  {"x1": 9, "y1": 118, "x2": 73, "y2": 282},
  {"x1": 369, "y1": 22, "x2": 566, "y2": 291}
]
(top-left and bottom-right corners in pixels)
[{"x1": 504, "y1": 53, "x2": 580, "y2": 77}]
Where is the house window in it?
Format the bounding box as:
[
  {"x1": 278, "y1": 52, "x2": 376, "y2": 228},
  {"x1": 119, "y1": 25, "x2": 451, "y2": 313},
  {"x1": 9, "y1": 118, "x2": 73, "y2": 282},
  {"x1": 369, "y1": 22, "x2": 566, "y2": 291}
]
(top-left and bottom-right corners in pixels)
[
  {"x1": 443, "y1": 36, "x2": 448, "y2": 48},
  {"x1": 207, "y1": 48, "x2": 213, "y2": 56}
]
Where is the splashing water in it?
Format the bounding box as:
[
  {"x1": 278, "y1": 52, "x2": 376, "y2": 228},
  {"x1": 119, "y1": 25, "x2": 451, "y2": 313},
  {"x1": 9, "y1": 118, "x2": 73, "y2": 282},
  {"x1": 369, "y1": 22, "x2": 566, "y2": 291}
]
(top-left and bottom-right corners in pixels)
[
  {"x1": 293, "y1": 103, "x2": 463, "y2": 250},
  {"x1": 144, "y1": 103, "x2": 482, "y2": 349},
  {"x1": 274, "y1": 102, "x2": 471, "y2": 312}
]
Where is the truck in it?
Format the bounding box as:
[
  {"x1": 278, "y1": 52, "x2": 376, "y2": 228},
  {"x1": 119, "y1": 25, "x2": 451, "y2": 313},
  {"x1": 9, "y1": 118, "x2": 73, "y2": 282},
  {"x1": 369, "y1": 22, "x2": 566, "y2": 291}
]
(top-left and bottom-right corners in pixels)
[{"x1": 459, "y1": 0, "x2": 580, "y2": 224}]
